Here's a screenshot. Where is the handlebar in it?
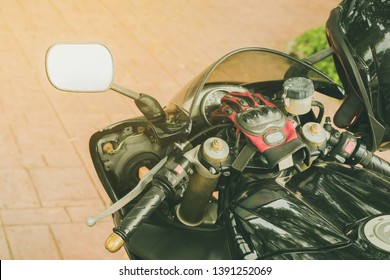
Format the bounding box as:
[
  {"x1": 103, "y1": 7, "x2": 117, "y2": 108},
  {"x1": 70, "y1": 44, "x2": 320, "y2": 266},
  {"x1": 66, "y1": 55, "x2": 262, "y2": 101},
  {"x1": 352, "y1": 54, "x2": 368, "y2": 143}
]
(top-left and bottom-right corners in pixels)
[
  {"x1": 350, "y1": 143, "x2": 390, "y2": 177},
  {"x1": 105, "y1": 183, "x2": 167, "y2": 253},
  {"x1": 105, "y1": 153, "x2": 192, "y2": 253},
  {"x1": 324, "y1": 118, "x2": 390, "y2": 177},
  {"x1": 104, "y1": 118, "x2": 390, "y2": 253}
]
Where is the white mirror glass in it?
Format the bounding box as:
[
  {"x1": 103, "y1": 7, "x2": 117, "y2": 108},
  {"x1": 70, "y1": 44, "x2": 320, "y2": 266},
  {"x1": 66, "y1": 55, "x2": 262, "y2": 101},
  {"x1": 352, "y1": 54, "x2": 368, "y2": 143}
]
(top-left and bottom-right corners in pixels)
[{"x1": 46, "y1": 43, "x2": 114, "y2": 92}]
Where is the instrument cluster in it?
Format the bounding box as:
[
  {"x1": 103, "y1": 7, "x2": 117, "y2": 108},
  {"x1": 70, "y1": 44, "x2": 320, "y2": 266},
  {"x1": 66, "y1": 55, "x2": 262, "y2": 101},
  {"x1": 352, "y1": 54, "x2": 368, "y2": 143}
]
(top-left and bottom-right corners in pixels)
[{"x1": 199, "y1": 85, "x2": 249, "y2": 125}]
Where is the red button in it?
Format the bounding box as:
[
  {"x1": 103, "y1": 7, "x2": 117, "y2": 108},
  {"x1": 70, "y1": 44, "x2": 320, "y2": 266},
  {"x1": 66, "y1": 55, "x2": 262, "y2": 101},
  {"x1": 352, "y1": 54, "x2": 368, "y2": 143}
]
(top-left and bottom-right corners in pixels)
[{"x1": 345, "y1": 140, "x2": 356, "y2": 154}]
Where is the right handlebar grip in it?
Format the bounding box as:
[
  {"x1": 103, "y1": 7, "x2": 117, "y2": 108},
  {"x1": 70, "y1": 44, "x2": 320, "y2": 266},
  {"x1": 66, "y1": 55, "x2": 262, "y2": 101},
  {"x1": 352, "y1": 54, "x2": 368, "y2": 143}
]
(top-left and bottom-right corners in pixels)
[
  {"x1": 113, "y1": 184, "x2": 166, "y2": 242},
  {"x1": 359, "y1": 149, "x2": 390, "y2": 177}
]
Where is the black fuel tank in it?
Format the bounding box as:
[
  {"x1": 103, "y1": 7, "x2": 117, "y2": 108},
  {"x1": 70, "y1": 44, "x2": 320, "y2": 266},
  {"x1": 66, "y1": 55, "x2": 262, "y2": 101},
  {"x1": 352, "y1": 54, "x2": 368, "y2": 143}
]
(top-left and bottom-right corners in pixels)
[{"x1": 233, "y1": 163, "x2": 390, "y2": 259}]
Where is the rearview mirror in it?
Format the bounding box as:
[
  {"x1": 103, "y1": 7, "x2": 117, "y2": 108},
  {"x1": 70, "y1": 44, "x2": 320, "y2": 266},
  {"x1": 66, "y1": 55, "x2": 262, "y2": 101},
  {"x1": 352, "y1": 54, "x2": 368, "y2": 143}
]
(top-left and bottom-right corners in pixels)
[{"x1": 46, "y1": 43, "x2": 114, "y2": 92}]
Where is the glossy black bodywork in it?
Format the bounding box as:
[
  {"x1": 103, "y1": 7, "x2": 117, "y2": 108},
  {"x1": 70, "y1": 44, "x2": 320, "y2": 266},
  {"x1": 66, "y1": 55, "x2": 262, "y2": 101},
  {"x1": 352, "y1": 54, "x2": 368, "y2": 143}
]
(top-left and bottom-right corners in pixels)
[
  {"x1": 327, "y1": 0, "x2": 390, "y2": 150},
  {"x1": 125, "y1": 216, "x2": 230, "y2": 259},
  {"x1": 232, "y1": 162, "x2": 390, "y2": 259}
]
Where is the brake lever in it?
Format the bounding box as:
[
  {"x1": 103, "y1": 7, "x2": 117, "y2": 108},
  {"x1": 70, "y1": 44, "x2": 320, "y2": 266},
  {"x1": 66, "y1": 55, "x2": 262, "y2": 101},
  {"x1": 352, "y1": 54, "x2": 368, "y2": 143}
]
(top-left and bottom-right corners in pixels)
[{"x1": 86, "y1": 156, "x2": 168, "y2": 227}]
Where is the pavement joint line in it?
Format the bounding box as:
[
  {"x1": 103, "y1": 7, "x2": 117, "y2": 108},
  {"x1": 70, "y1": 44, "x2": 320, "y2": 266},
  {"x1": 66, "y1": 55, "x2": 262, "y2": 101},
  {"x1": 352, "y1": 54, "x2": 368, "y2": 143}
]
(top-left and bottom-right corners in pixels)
[
  {"x1": 25, "y1": 167, "x2": 44, "y2": 208},
  {"x1": 48, "y1": 224, "x2": 64, "y2": 260},
  {"x1": 9, "y1": 125, "x2": 23, "y2": 155},
  {"x1": 1, "y1": 221, "x2": 14, "y2": 259}
]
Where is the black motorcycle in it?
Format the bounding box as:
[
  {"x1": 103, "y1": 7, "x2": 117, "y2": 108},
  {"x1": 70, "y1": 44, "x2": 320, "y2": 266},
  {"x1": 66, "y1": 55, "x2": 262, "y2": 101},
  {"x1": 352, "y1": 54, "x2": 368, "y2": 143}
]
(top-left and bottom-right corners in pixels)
[{"x1": 45, "y1": 0, "x2": 390, "y2": 259}]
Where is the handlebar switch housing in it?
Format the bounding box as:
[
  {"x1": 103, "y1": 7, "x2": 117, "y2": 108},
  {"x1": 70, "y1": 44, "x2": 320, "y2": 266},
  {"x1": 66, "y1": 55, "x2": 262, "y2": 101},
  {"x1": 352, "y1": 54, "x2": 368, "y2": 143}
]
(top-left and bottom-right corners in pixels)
[
  {"x1": 153, "y1": 156, "x2": 192, "y2": 201},
  {"x1": 330, "y1": 132, "x2": 358, "y2": 163}
]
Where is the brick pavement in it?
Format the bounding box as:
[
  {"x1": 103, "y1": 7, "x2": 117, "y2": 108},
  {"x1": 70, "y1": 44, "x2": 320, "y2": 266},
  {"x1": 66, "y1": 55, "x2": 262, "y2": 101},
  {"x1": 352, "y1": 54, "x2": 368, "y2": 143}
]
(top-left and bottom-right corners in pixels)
[{"x1": 1, "y1": 0, "x2": 387, "y2": 260}]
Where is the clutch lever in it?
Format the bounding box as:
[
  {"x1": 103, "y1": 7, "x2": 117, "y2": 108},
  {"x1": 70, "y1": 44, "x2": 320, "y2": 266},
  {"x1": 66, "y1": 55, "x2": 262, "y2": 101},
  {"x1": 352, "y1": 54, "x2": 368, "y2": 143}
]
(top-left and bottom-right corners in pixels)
[{"x1": 86, "y1": 156, "x2": 168, "y2": 227}]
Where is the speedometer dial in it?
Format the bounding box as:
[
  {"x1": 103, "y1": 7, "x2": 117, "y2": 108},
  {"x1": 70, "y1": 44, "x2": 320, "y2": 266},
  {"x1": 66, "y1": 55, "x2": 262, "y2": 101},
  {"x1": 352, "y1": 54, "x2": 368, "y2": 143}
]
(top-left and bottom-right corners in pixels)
[
  {"x1": 200, "y1": 89, "x2": 229, "y2": 125},
  {"x1": 200, "y1": 85, "x2": 249, "y2": 125}
]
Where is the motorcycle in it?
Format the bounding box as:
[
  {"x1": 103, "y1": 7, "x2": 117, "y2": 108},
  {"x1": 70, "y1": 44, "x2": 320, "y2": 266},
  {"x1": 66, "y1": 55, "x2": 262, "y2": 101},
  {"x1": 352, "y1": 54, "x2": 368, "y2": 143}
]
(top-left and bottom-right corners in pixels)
[{"x1": 45, "y1": 0, "x2": 390, "y2": 259}]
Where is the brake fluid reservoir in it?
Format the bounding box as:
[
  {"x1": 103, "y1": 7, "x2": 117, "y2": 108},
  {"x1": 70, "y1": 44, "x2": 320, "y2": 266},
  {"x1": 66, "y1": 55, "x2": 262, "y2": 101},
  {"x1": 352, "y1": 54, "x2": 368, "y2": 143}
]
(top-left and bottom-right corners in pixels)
[
  {"x1": 283, "y1": 77, "x2": 314, "y2": 115},
  {"x1": 177, "y1": 138, "x2": 229, "y2": 226}
]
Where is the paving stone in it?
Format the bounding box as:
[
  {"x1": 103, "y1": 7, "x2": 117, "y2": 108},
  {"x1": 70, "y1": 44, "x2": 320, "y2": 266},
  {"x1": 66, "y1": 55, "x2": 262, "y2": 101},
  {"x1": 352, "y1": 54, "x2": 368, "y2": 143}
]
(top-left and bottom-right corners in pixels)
[
  {"x1": 83, "y1": 165, "x2": 113, "y2": 205},
  {"x1": 12, "y1": 119, "x2": 74, "y2": 154},
  {"x1": 2, "y1": 84, "x2": 51, "y2": 113},
  {"x1": 43, "y1": 150, "x2": 83, "y2": 167},
  {"x1": 5, "y1": 225, "x2": 61, "y2": 260},
  {"x1": 48, "y1": 92, "x2": 90, "y2": 116},
  {"x1": 60, "y1": 114, "x2": 111, "y2": 140},
  {"x1": 51, "y1": 222, "x2": 126, "y2": 260},
  {"x1": 0, "y1": 168, "x2": 41, "y2": 209},
  {"x1": 42, "y1": 198, "x2": 106, "y2": 209},
  {"x1": 0, "y1": 111, "x2": 26, "y2": 127},
  {"x1": 76, "y1": 93, "x2": 139, "y2": 119},
  {"x1": 0, "y1": 227, "x2": 12, "y2": 259},
  {"x1": 23, "y1": 110, "x2": 59, "y2": 126},
  {"x1": 1, "y1": 208, "x2": 71, "y2": 226},
  {"x1": 0, "y1": 125, "x2": 20, "y2": 155},
  {"x1": 30, "y1": 167, "x2": 100, "y2": 207},
  {"x1": 0, "y1": 152, "x2": 46, "y2": 169},
  {"x1": 66, "y1": 206, "x2": 111, "y2": 223}
]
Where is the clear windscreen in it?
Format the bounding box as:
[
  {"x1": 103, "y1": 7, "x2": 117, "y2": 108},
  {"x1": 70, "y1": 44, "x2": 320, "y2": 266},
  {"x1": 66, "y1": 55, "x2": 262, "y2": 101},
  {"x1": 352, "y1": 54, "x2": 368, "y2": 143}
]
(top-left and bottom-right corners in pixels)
[{"x1": 171, "y1": 48, "x2": 344, "y2": 117}]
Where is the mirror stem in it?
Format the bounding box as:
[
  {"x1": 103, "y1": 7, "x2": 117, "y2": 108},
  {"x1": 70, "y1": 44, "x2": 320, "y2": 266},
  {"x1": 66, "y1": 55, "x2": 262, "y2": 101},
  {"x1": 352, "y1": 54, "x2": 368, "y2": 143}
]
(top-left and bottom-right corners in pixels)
[
  {"x1": 111, "y1": 83, "x2": 141, "y2": 100},
  {"x1": 110, "y1": 83, "x2": 166, "y2": 124}
]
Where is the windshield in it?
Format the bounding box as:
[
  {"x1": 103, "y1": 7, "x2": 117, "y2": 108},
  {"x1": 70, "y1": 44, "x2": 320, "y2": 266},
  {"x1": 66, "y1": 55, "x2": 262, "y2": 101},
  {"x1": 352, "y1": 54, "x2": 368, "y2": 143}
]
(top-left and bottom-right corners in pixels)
[{"x1": 172, "y1": 48, "x2": 344, "y2": 118}]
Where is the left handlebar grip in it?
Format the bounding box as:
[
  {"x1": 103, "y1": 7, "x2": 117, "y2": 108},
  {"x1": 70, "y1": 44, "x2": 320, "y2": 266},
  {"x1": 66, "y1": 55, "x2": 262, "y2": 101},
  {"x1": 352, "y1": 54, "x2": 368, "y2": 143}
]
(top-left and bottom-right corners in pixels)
[{"x1": 105, "y1": 184, "x2": 166, "y2": 253}]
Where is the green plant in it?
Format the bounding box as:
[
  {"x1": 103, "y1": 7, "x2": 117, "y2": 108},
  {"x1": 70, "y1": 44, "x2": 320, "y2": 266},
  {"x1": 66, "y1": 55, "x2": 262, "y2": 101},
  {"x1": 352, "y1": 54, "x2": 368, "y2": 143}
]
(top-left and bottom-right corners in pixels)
[{"x1": 289, "y1": 26, "x2": 341, "y2": 85}]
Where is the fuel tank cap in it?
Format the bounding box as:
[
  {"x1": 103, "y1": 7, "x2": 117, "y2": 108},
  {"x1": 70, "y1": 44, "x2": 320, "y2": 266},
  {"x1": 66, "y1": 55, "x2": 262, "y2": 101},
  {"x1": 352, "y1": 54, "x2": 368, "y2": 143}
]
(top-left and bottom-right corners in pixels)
[{"x1": 363, "y1": 215, "x2": 390, "y2": 253}]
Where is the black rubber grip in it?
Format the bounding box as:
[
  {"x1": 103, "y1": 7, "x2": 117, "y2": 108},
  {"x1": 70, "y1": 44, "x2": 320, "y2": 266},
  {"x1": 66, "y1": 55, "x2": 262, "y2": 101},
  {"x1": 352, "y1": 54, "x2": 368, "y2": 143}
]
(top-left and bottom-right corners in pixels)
[
  {"x1": 114, "y1": 184, "x2": 166, "y2": 242},
  {"x1": 359, "y1": 150, "x2": 390, "y2": 177}
]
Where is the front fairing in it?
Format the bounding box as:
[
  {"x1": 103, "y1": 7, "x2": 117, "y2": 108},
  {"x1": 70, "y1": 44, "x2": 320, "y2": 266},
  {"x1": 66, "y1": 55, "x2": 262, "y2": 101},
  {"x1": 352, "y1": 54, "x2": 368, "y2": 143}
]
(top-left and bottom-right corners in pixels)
[
  {"x1": 91, "y1": 48, "x2": 390, "y2": 260},
  {"x1": 90, "y1": 48, "x2": 344, "y2": 204}
]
